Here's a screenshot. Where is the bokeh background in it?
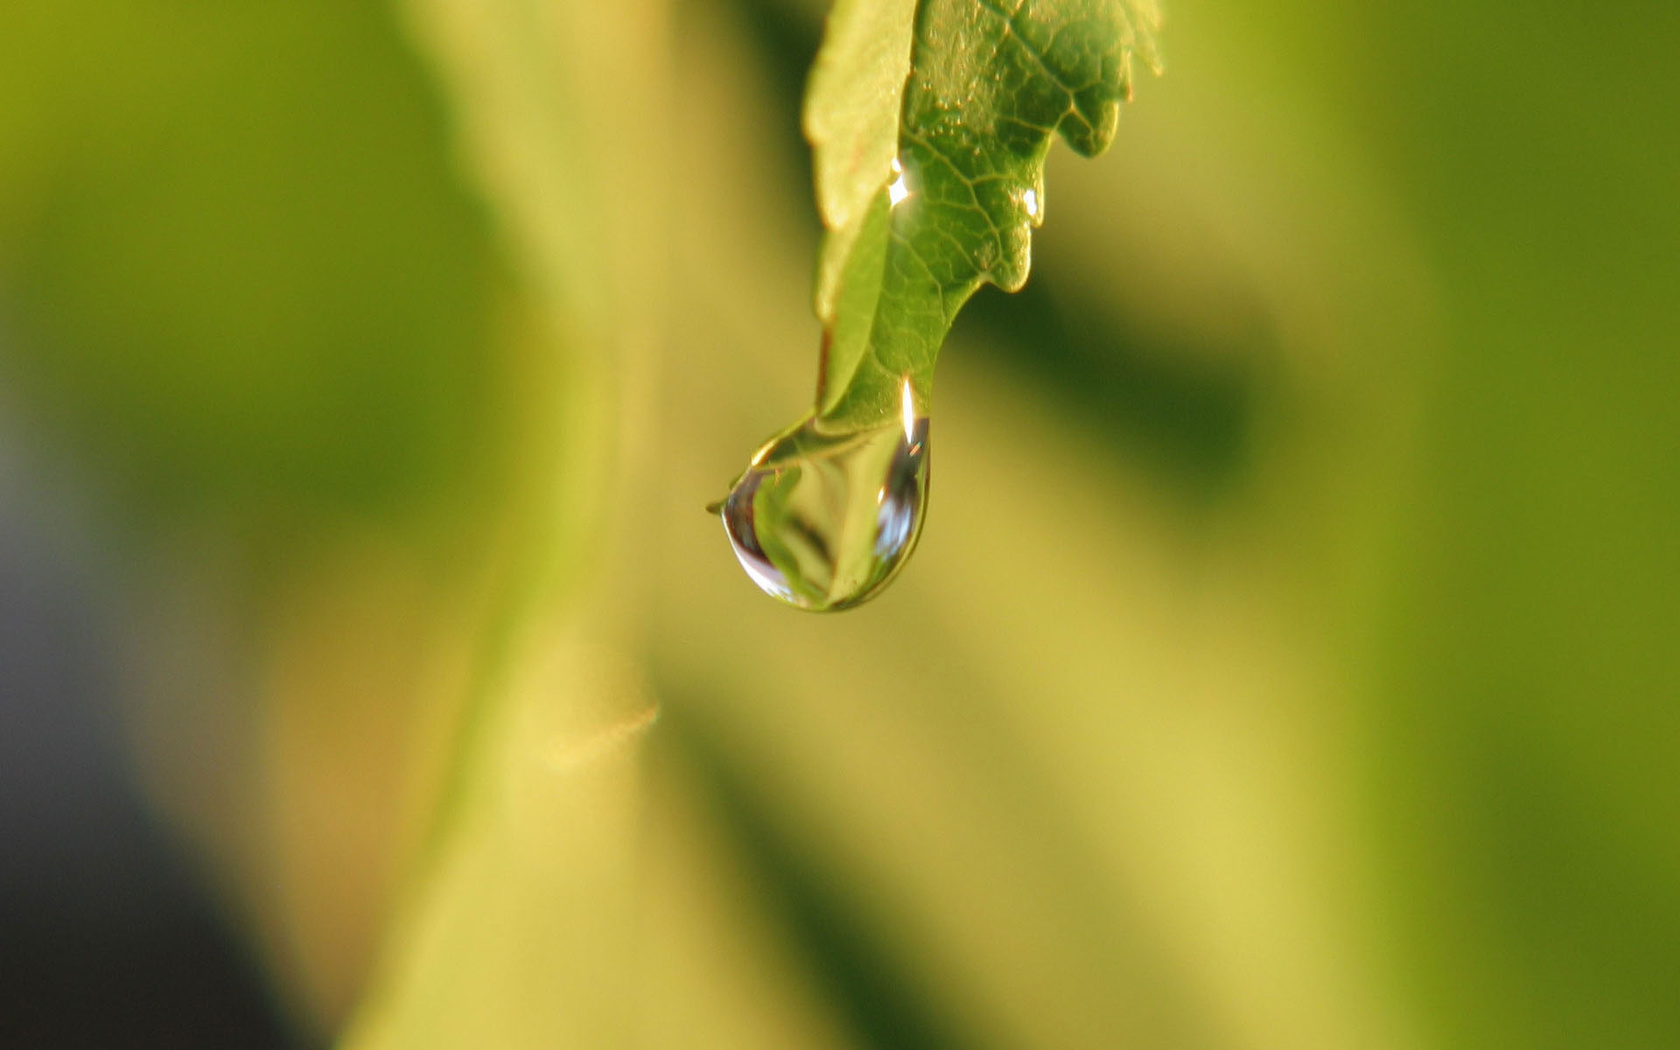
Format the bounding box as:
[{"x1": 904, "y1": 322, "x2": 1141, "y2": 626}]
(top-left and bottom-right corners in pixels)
[{"x1": 2, "y1": 0, "x2": 1676, "y2": 1047}]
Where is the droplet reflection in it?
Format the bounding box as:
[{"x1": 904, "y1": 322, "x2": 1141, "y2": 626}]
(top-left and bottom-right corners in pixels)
[{"x1": 718, "y1": 412, "x2": 930, "y2": 612}]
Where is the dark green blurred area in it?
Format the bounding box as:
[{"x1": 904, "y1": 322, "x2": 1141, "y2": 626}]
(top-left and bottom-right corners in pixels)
[
  {"x1": 1355, "y1": 4, "x2": 1680, "y2": 1046},
  {"x1": 0, "y1": 0, "x2": 502, "y2": 524},
  {"x1": 0, "y1": 1, "x2": 1676, "y2": 1048}
]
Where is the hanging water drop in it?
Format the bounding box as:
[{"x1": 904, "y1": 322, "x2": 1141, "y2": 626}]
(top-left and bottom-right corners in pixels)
[{"x1": 715, "y1": 380, "x2": 930, "y2": 611}]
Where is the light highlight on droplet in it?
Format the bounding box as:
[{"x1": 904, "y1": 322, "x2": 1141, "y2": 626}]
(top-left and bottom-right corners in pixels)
[{"x1": 888, "y1": 156, "x2": 911, "y2": 207}]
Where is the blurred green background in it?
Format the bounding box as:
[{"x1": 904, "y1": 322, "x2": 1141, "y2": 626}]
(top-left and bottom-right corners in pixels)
[{"x1": 1, "y1": 0, "x2": 1675, "y2": 1047}]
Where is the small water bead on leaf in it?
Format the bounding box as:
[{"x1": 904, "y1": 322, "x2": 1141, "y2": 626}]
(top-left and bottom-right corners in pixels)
[
  {"x1": 717, "y1": 383, "x2": 930, "y2": 611},
  {"x1": 887, "y1": 156, "x2": 912, "y2": 207},
  {"x1": 1020, "y1": 186, "x2": 1042, "y2": 226}
]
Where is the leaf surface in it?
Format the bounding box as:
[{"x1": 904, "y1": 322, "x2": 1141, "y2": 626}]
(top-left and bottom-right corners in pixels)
[{"x1": 807, "y1": 0, "x2": 1160, "y2": 426}]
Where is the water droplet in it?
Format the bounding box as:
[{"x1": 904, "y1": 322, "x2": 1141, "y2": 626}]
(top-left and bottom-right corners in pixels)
[
  {"x1": 717, "y1": 409, "x2": 930, "y2": 612},
  {"x1": 887, "y1": 156, "x2": 912, "y2": 207},
  {"x1": 1021, "y1": 187, "x2": 1041, "y2": 224}
]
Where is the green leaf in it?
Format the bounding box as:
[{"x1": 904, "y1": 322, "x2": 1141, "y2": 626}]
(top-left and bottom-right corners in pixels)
[
  {"x1": 808, "y1": 0, "x2": 1160, "y2": 427},
  {"x1": 804, "y1": 0, "x2": 920, "y2": 237}
]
